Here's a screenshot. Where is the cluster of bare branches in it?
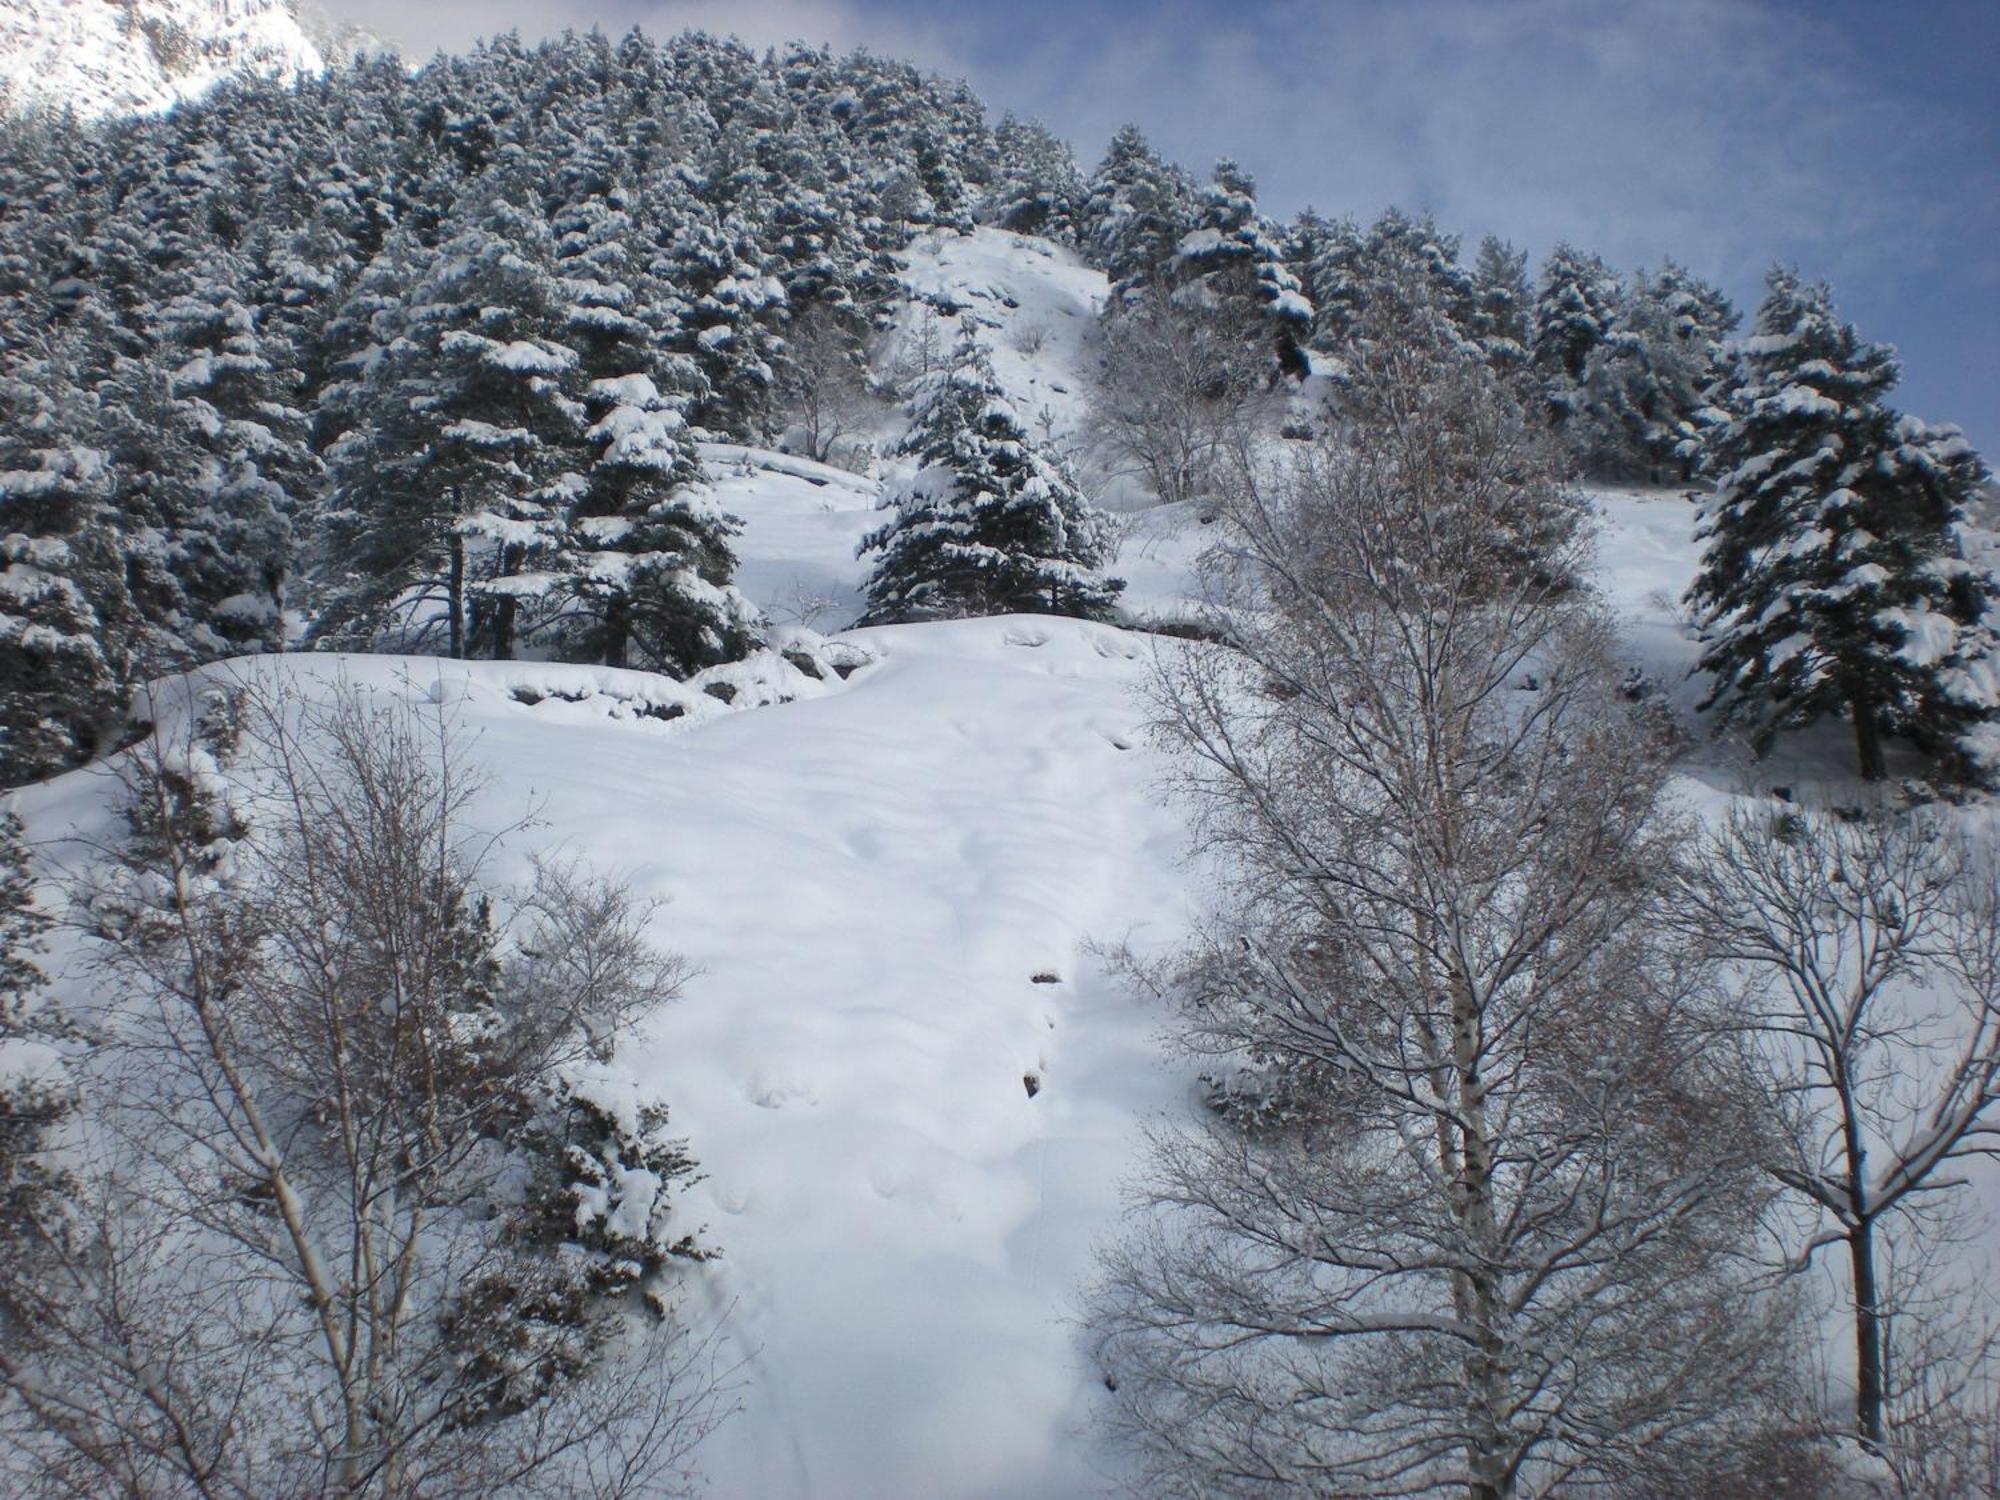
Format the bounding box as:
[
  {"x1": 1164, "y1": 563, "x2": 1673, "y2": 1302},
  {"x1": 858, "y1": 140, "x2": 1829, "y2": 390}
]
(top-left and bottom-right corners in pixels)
[
  {"x1": 0, "y1": 675, "x2": 728, "y2": 1498},
  {"x1": 1676, "y1": 804, "x2": 2000, "y2": 1491},
  {"x1": 1094, "y1": 277, "x2": 2000, "y2": 1495},
  {"x1": 774, "y1": 304, "x2": 880, "y2": 466},
  {"x1": 1086, "y1": 298, "x2": 1272, "y2": 512},
  {"x1": 1090, "y1": 320, "x2": 1820, "y2": 1497}
]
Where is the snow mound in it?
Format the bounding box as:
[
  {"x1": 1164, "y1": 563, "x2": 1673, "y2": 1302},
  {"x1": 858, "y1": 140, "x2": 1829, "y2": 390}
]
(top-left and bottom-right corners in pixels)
[{"x1": 124, "y1": 633, "x2": 876, "y2": 753}]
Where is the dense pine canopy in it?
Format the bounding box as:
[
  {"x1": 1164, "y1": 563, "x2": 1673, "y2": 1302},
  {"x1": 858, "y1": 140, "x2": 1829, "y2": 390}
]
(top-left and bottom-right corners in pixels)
[{"x1": 0, "y1": 25, "x2": 1991, "y2": 788}]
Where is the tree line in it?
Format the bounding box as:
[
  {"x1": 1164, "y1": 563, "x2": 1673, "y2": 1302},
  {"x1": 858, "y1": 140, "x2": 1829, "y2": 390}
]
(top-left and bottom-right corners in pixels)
[{"x1": 6, "y1": 32, "x2": 1991, "y2": 793}]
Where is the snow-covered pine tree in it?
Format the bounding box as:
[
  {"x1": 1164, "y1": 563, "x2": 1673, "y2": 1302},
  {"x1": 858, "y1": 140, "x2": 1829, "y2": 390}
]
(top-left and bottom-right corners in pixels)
[
  {"x1": 153, "y1": 262, "x2": 319, "y2": 646},
  {"x1": 99, "y1": 350, "x2": 292, "y2": 668},
  {"x1": 1688, "y1": 268, "x2": 2000, "y2": 782},
  {"x1": 320, "y1": 197, "x2": 586, "y2": 659},
  {"x1": 1365, "y1": 210, "x2": 1476, "y2": 323},
  {"x1": 0, "y1": 346, "x2": 131, "y2": 786},
  {"x1": 1574, "y1": 262, "x2": 1736, "y2": 482},
  {"x1": 0, "y1": 800, "x2": 68, "y2": 1323},
  {"x1": 1294, "y1": 211, "x2": 1366, "y2": 355},
  {"x1": 860, "y1": 325, "x2": 1123, "y2": 625},
  {"x1": 576, "y1": 402, "x2": 758, "y2": 675},
  {"x1": 547, "y1": 162, "x2": 755, "y2": 674},
  {"x1": 985, "y1": 115, "x2": 1086, "y2": 244},
  {"x1": 0, "y1": 806, "x2": 48, "y2": 1038},
  {"x1": 1081, "y1": 125, "x2": 1192, "y2": 299},
  {"x1": 1467, "y1": 234, "x2": 1533, "y2": 377},
  {"x1": 1532, "y1": 242, "x2": 1622, "y2": 421},
  {"x1": 1299, "y1": 210, "x2": 1475, "y2": 368},
  {"x1": 1167, "y1": 159, "x2": 1312, "y2": 382},
  {"x1": 310, "y1": 231, "x2": 439, "y2": 641},
  {"x1": 430, "y1": 201, "x2": 588, "y2": 662},
  {"x1": 1346, "y1": 209, "x2": 1479, "y2": 360},
  {"x1": 667, "y1": 207, "x2": 789, "y2": 442}
]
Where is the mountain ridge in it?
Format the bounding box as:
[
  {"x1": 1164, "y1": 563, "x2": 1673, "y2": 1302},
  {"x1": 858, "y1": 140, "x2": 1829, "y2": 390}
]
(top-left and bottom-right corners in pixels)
[{"x1": 0, "y1": 0, "x2": 378, "y2": 121}]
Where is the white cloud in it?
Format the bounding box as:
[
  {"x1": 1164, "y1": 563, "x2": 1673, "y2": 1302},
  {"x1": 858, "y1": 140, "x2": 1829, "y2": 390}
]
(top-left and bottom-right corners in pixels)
[{"x1": 968, "y1": 0, "x2": 1970, "y2": 286}]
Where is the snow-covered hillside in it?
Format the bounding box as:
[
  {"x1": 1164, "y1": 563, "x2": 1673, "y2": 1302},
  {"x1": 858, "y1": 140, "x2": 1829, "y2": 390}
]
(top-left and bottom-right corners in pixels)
[
  {"x1": 0, "y1": 0, "x2": 332, "y2": 120},
  {"x1": 894, "y1": 226, "x2": 1108, "y2": 454},
  {"x1": 7, "y1": 225, "x2": 1997, "y2": 1496},
  {"x1": 724, "y1": 227, "x2": 1211, "y2": 635},
  {"x1": 12, "y1": 625, "x2": 1207, "y2": 1500}
]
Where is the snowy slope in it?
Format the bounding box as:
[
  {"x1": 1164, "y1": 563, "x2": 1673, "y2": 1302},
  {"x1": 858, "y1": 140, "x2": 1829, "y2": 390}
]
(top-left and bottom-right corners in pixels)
[
  {"x1": 719, "y1": 229, "x2": 1212, "y2": 635},
  {"x1": 6, "y1": 229, "x2": 1997, "y2": 1496},
  {"x1": 13, "y1": 473, "x2": 1999, "y2": 1500},
  {"x1": 0, "y1": 0, "x2": 327, "y2": 121},
  {"x1": 613, "y1": 618, "x2": 1196, "y2": 1497},
  {"x1": 891, "y1": 227, "x2": 1108, "y2": 458},
  {"x1": 10, "y1": 617, "x2": 1203, "y2": 1500}
]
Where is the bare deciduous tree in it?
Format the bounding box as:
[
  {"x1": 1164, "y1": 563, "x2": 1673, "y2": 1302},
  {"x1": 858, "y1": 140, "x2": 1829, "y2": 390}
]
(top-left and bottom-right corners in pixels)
[
  {"x1": 0, "y1": 674, "x2": 728, "y2": 1497},
  {"x1": 774, "y1": 305, "x2": 876, "y2": 465},
  {"x1": 1087, "y1": 297, "x2": 1268, "y2": 512},
  {"x1": 1091, "y1": 329, "x2": 1796, "y2": 1498},
  {"x1": 1676, "y1": 802, "x2": 2000, "y2": 1474}
]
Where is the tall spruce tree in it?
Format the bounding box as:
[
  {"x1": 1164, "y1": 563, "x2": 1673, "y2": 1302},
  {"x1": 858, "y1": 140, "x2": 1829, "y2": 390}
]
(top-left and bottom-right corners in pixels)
[
  {"x1": 320, "y1": 196, "x2": 586, "y2": 659},
  {"x1": 0, "y1": 801, "x2": 68, "y2": 1331},
  {"x1": 1081, "y1": 125, "x2": 1192, "y2": 299},
  {"x1": 859, "y1": 326, "x2": 1123, "y2": 625},
  {"x1": 98, "y1": 355, "x2": 293, "y2": 669},
  {"x1": 1467, "y1": 234, "x2": 1533, "y2": 376},
  {"x1": 1574, "y1": 262, "x2": 1736, "y2": 482},
  {"x1": 984, "y1": 115, "x2": 1086, "y2": 244},
  {"x1": 548, "y1": 165, "x2": 757, "y2": 674},
  {"x1": 1295, "y1": 212, "x2": 1367, "y2": 354},
  {"x1": 574, "y1": 375, "x2": 758, "y2": 674},
  {"x1": 152, "y1": 264, "x2": 317, "y2": 648},
  {"x1": 1688, "y1": 268, "x2": 1999, "y2": 782},
  {"x1": 1168, "y1": 159, "x2": 1312, "y2": 381},
  {"x1": 1533, "y1": 242, "x2": 1623, "y2": 421},
  {"x1": 0, "y1": 346, "x2": 131, "y2": 786}
]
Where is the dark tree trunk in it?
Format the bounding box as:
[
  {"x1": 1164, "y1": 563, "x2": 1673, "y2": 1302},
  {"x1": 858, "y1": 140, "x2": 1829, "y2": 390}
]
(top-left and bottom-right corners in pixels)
[
  {"x1": 490, "y1": 596, "x2": 518, "y2": 661},
  {"x1": 1850, "y1": 686, "x2": 1887, "y2": 781},
  {"x1": 1850, "y1": 1220, "x2": 1887, "y2": 1450},
  {"x1": 447, "y1": 534, "x2": 465, "y2": 660},
  {"x1": 602, "y1": 597, "x2": 630, "y2": 669},
  {"x1": 488, "y1": 543, "x2": 522, "y2": 660}
]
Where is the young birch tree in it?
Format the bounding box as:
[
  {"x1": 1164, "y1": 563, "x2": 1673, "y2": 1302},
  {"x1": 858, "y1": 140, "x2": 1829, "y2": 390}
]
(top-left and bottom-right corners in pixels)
[
  {"x1": 0, "y1": 675, "x2": 726, "y2": 1498},
  {"x1": 1092, "y1": 306, "x2": 1794, "y2": 1498},
  {"x1": 1088, "y1": 297, "x2": 1267, "y2": 512},
  {"x1": 1676, "y1": 803, "x2": 2000, "y2": 1476}
]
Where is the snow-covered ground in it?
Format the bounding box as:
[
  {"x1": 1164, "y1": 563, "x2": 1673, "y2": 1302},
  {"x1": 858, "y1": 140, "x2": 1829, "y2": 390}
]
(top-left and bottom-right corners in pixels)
[
  {"x1": 0, "y1": 0, "x2": 328, "y2": 120},
  {"x1": 11, "y1": 617, "x2": 1207, "y2": 1500},
  {"x1": 8, "y1": 228, "x2": 1997, "y2": 1496},
  {"x1": 618, "y1": 616, "x2": 1196, "y2": 1496},
  {"x1": 892, "y1": 226, "x2": 1107, "y2": 458}
]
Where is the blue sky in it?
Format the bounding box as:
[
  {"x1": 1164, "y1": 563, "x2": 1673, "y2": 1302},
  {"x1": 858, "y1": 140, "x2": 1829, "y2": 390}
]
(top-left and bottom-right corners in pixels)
[{"x1": 336, "y1": 0, "x2": 1999, "y2": 458}]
